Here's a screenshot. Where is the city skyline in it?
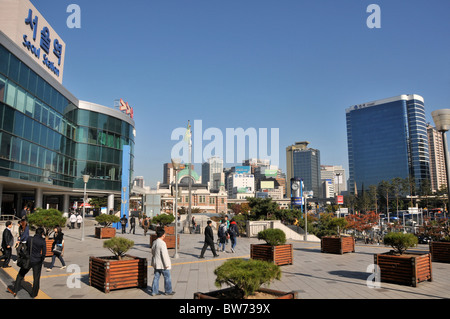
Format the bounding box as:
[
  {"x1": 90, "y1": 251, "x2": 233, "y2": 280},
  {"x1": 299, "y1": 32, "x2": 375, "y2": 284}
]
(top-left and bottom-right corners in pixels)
[{"x1": 29, "y1": 0, "x2": 450, "y2": 187}]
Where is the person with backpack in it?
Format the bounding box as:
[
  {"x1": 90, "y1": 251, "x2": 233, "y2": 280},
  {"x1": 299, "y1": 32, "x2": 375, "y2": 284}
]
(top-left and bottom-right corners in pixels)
[
  {"x1": 217, "y1": 221, "x2": 227, "y2": 253},
  {"x1": 120, "y1": 215, "x2": 128, "y2": 234},
  {"x1": 142, "y1": 216, "x2": 149, "y2": 236},
  {"x1": 228, "y1": 219, "x2": 240, "y2": 253},
  {"x1": 8, "y1": 227, "x2": 46, "y2": 298}
]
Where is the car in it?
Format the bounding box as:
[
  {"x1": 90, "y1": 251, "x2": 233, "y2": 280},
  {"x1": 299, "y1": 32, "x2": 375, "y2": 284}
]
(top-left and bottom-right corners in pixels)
[{"x1": 417, "y1": 235, "x2": 431, "y2": 244}]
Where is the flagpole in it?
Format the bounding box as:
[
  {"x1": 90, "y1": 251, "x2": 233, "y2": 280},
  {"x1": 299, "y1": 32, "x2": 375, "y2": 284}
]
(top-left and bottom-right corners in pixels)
[{"x1": 188, "y1": 133, "x2": 192, "y2": 231}]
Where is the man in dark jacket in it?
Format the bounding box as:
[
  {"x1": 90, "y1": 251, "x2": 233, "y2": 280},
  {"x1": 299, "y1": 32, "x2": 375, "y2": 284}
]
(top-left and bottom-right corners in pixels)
[
  {"x1": 0, "y1": 221, "x2": 14, "y2": 267},
  {"x1": 8, "y1": 227, "x2": 46, "y2": 298},
  {"x1": 199, "y1": 220, "x2": 219, "y2": 258}
]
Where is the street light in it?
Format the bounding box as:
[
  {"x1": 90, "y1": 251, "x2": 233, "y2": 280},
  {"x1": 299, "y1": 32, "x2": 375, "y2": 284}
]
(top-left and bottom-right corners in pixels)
[
  {"x1": 171, "y1": 158, "x2": 181, "y2": 259},
  {"x1": 432, "y1": 109, "x2": 450, "y2": 213},
  {"x1": 81, "y1": 174, "x2": 90, "y2": 241}
]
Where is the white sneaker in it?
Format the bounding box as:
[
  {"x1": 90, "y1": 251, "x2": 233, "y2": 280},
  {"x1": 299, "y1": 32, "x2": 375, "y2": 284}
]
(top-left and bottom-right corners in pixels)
[
  {"x1": 46, "y1": 268, "x2": 52, "y2": 272},
  {"x1": 60, "y1": 266, "x2": 66, "y2": 269}
]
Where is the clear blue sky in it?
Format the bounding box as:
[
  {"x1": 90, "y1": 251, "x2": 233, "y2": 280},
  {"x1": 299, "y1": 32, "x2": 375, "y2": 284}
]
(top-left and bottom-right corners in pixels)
[{"x1": 30, "y1": 0, "x2": 450, "y2": 187}]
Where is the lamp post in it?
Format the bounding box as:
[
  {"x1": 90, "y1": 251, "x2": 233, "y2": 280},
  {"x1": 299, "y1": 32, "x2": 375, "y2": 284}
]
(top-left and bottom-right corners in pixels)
[
  {"x1": 171, "y1": 158, "x2": 181, "y2": 259},
  {"x1": 432, "y1": 109, "x2": 450, "y2": 212},
  {"x1": 81, "y1": 174, "x2": 90, "y2": 241}
]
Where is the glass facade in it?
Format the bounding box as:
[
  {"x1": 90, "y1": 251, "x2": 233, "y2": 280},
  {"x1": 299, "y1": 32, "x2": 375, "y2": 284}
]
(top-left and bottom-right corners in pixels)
[
  {"x1": 291, "y1": 148, "x2": 321, "y2": 198},
  {"x1": 0, "y1": 43, "x2": 134, "y2": 192},
  {"x1": 346, "y1": 96, "x2": 430, "y2": 193}
]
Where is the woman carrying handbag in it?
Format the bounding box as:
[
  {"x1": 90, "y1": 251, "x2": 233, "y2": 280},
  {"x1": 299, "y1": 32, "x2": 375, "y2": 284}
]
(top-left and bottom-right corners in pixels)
[{"x1": 47, "y1": 226, "x2": 66, "y2": 271}]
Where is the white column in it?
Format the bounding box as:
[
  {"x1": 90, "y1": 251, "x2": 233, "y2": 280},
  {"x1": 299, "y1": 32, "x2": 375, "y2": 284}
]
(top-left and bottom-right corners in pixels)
[
  {"x1": 108, "y1": 193, "x2": 114, "y2": 213},
  {"x1": 63, "y1": 194, "x2": 70, "y2": 217},
  {"x1": 35, "y1": 188, "x2": 43, "y2": 209}
]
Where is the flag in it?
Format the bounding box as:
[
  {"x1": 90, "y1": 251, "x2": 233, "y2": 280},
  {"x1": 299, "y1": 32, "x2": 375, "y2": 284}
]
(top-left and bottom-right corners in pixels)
[{"x1": 183, "y1": 120, "x2": 192, "y2": 145}]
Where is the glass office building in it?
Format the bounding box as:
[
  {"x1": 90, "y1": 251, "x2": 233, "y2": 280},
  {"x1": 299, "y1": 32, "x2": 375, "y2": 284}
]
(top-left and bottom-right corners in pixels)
[
  {"x1": 0, "y1": 0, "x2": 135, "y2": 214},
  {"x1": 346, "y1": 95, "x2": 430, "y2": 194}
]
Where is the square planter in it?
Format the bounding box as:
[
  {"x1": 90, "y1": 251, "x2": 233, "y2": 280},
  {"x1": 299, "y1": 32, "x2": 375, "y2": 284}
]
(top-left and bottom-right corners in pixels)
[
  {"x1": 321, "y1": 236, "x2": 355, "y2": 254},
  {"x1": 95, "y1": 227, "x2": 116, "y2": 239},
  {"x1": 430, "y1": 241, "x2": 450, "y2": 263},
  {"x1": 150, "y1": 234, "x2": 180, "y2": 249},
  {"x1": 45, "y1": 239, "x2": 54, "y2": 258},
  {"x1": 374, "y1": 252, "x2": 432, "y2": 287},
  {"x1": 89, "y1": 255, "x2": 147, "y2": 293},
  {"x1": 250, "y1": 244, "x2": 293, "y2": 266},
  {"x1": 194, "y1": 286, "x2": 297, "y2": 299}
]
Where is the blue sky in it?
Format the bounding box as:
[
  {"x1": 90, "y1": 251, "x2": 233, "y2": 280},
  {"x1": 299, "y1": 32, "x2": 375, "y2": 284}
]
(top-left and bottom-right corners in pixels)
[{"x1": 30, "y1": 0, "x2": 450, "y2": 187}]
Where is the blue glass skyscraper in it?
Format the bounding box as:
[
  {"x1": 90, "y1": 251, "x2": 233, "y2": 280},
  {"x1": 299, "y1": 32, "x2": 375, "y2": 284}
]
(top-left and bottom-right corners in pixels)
[{"x1": 346, "y1": 95, "x2": 430, "y2": 194}]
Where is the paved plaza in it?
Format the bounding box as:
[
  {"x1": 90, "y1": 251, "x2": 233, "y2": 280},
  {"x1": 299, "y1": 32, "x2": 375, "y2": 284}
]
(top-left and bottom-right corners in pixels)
[{"x1": 1, "y1": 217, "x2": 449, "y2": 300}]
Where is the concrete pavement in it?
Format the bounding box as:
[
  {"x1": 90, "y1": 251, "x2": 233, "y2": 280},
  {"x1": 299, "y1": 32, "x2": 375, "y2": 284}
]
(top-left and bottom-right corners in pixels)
[{"x1": 1, "y1": 217, "x2": 449, "y2": 300}]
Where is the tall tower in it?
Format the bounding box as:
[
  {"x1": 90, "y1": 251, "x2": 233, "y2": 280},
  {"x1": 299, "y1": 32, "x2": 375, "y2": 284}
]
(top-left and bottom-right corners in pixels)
[
  {"x1": 346, "y1": 94, "x2": 430, "y2": 194},
  {"x1": 427, "y1": 124, "x2": 447, "y2": 193},
  {"x1": 286, "y1": 141, "x2": 321, "y2": 198}
]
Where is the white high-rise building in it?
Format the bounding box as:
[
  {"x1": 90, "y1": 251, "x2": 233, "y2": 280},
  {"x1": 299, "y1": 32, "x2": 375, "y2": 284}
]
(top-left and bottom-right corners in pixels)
[
  {"x1": 321, "y1": 165, "x2": 347, "y2": 197},
  {"x1": 227, "y1": 173, "x2": 255, "y2": 199},
  {"x1": 427, "y1": 124, "x2": 447, "y2": 193},
  {"x1": 202, "y1": 156, "x2": 223, "y2": 187}
]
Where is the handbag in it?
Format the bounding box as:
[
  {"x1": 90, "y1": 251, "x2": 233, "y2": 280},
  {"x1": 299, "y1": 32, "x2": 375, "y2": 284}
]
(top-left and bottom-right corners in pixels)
[{"x1": 53, "y1": 244, "x2": 63, "y2": 255}]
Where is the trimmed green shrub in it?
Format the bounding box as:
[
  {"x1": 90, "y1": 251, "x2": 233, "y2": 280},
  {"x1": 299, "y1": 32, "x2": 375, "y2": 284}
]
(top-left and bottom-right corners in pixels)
[
  {"x1": 152, "y1": 214, "x2": 175, "y2": 226},
  {"x1": 383, "y1": 232, "x2": 418, "y2": 255},
  {"x1": 214, "y1": 258, "x2": 281, "y2": 298},
  {"x1": 95, "y1": 214, "x2": 120, "y2": 227},
  {"x1": 27, "y1": 208, "x2": 66, "y2": 238},
  {"x1": 103, "y1": 237, "x2": 135, "y2": 260},
  {"x1": 257, "y1": 228, "x2": 286, "y2": 246}
]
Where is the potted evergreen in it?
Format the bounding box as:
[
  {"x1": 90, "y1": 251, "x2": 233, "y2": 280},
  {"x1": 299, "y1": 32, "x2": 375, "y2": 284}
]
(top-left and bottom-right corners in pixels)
[
  {"x1": 89, "y1": 237, "x2": 147, "y2": 293},
  {"x1": 374, "y1": 232, "x2": 432, "y2": 287},
  {"x1": 27, "y1": 208, "x2": 66, "y2": 257},
  {"x1": 94, "y1": 214, "x2": 120, "y2": 239},
  {"x1": 320, "y1": 216, "x2": 355, "y2": 254},
  {"x1": 194, "y1": 258, "x2": 297, "y2": 299},
  {"x1": 250, "y1": 228, "x2": 293, "y2": 266},
  {"x1": 150, "y1": 214, "x2": 178, "y2": 249},
  {"x1": 423, "y1": 218, "x2": 450, "y2": 263}
]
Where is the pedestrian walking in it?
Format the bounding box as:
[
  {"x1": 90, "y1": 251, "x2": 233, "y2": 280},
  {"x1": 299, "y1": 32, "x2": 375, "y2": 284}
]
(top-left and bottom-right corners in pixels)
[
  {"x1": 120, "y1": 215, "x2": 128, "y2": 234},
  {"x1": 150, "y1": 228, "x2": 175, "y2": 296},
  {"x1": 228, "y1": 219, "x2": 240, "y2": 253},
  {"x1": 7, "y1": 227, "x2": 46, "y2": 298},
  {"x1": 69, "y1": 213, "x2": 77, "y2": 229},
  {"x1": 14, "y1": 218, "x2": 29, "y2": 263},
  {"x1": 47, "y1": 227, "x2": 66, "y2": 271},
  {"x1": 199, "y1": 220, "x2": 219, "y2": 258},
  {"x1": 0, "y1": 221, "x2": 14, "y2": 268},
  {"x1": 129, "y1": 215, "x2": 136, "y2": 234},
  {"x1": 217, "y1": 221, "x2": 227, "y2": 252},
  {"x1": 76, "y1": 213, "x2": 82, "y2": 229},
  {"x1": 142, "y1": 216, "x2": 150, "y2": 236}
]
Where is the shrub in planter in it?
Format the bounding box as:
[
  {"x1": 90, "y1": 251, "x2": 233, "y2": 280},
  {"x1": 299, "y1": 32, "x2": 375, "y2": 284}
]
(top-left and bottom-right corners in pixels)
[
  {"x1": 194, "y1": 259, "x2": 296, "y2": 299},
  {"x1": 95, "y1": 214, "x2": 120, "y2": 239},
  {"x1": 150, "y1": 214, "x2": 178, "y2": 248},
  {"x1": 27, "y1": 208, "x2": 66, "y2": 257},
  {"x1": 383, "y1": 232, "x2": 418, "y2": 255},
  {"x1": 375, "y1": 232, "x2": 431, "y2": 287},
  {"x1": 89, "y1": 237, "x2": 147, "y2": 293},
  {"x1": 251, "y1": 229, "x2": 293, "y2": 266}
]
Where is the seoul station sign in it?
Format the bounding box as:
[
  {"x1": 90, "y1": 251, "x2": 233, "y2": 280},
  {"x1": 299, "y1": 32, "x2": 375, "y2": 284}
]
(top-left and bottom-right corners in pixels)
[{"x1": 0, "y1": 0, "x2": 66, "y2": 84}]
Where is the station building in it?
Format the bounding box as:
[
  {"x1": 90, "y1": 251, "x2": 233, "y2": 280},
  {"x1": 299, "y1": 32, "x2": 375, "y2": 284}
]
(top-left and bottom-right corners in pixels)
[{"x1": 0, "y1": 0, "x2": 135, "y2": 215}]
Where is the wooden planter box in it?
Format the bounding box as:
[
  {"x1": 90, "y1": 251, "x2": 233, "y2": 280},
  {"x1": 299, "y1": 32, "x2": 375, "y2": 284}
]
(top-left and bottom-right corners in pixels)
[
  {"x1": 95, "y1": 227, "x2": 116, "y2": 239},
  {"x1": 374, "y1": 252, "x2": 432, "y2": 287},
  {"x1": 321, "y1": 236, "x2": 355, "y2": 254},
  {"x1": 430, "y1": 241, "x2": 450, "y2": 263},
  {"x1": 45, "y1": 239, "x2": 54, "y2": 257},
  {"x1": 194, "y1": 286, "x2": 298, "y2": 299},
  {"x1": 89, "y1": 255, "x2": 147, "y2": 293},
  {"x1": 150, "y1": 234, "x2": 180, "y2": 249},
  {"x1": 250, "y1": 244, "x2": 293, "y2": 266}
]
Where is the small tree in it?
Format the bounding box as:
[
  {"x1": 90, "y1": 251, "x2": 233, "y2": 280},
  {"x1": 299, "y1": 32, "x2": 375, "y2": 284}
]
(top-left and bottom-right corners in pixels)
[
  {"x1": 95, "y1": 214, "x2": 120, "y2": 227},
  {"x1": 383, "y1": 232, "x2": 418, "y2": 255},
  {"x1": 103, "y1": 237, "x2": 135, "y2": 260},
  {"x1": 27, "y1": 208, "x2": 66, "y2": 238},
  {"x1": 152, "y1": 214, "x2": 175, "y2": 226},
  {"x1": 214, "y1": 258, "x2": 281, "y2": 298},
  {"x1": 257, "y1": 228, "x2": 286, "y2": 246}
]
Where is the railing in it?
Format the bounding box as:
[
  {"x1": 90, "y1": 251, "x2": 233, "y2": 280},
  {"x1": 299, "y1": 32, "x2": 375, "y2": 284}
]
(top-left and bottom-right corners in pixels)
[{"x1": 0, "y1": 214, "x2": 20, "y2": 222}]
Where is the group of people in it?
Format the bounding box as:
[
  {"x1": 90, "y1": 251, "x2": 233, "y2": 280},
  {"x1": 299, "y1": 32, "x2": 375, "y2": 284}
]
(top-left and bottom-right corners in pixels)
[
  {"x1": 1, "y1": 218, "x2": 66, "y2": 298},
  {"x1": 199, "y1": 216, "x2": 240, "y2": 258},
  {"x1": 69, "y1": 212, "x2": 83, "y2": 229}
]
